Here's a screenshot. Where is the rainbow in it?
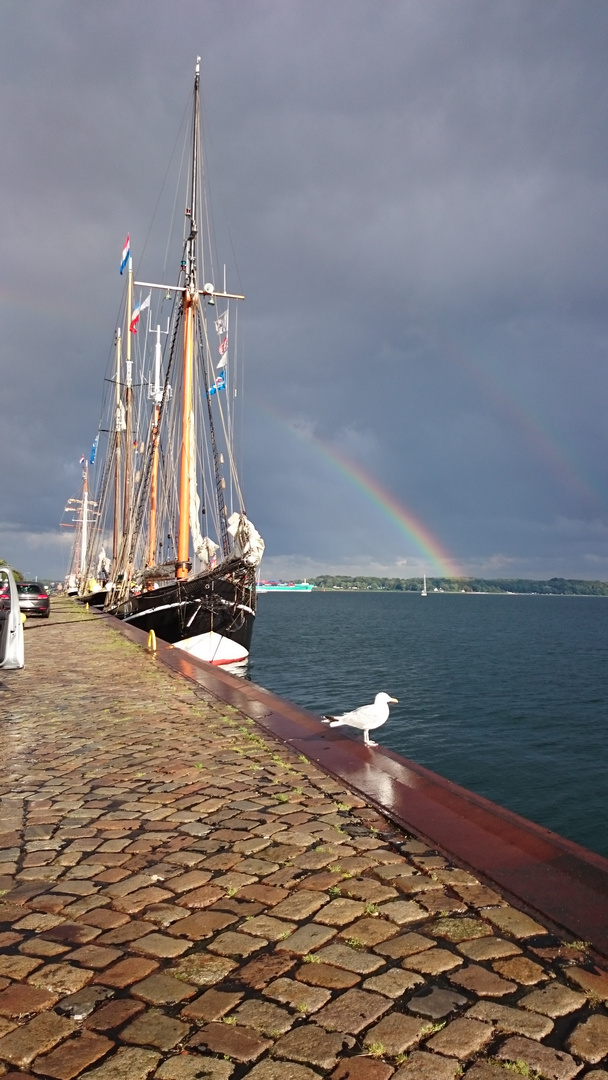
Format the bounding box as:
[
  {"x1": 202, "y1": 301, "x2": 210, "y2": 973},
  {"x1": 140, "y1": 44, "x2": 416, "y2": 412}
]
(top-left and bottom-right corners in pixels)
[
  {"x1": 426, "y1": 327, "x2": 601, "y2": 511},
  {"x1": 254, "y1": 401, "x2": 464, "y2": 578},
  {"x1": 314, "y1": 438, "x2": 464, "y2": 578}
]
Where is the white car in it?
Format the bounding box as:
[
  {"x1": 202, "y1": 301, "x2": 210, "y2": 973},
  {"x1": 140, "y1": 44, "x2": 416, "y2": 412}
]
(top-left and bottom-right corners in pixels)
[{"x1": 0, "y1": 566, "x2": 25, "y2": 669}]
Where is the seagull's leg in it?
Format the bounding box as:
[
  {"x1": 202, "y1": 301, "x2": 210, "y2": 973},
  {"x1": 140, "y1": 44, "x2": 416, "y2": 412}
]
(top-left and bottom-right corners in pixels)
[
  {"x1": 368, "y1": 738, "x2": 378, "y2": 746},
  {"x1": 363, "y1": 729, "x2": 369, "y2": 746}
]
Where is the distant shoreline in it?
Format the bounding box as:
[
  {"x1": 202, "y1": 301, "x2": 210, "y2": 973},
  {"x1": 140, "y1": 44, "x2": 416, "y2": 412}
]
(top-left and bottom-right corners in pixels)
[
  {"x1": 306, "y1": 589, "x2": 608, "y2": 596},
  {"x1": 307, "y1": 576, "x2": 608, "y2": 596}
]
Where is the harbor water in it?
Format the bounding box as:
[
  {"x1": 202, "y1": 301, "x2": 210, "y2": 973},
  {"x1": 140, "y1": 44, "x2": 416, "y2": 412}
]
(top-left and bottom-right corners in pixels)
[{"x1": 249, "y1": 591, "x2": 608, "y2": 858}]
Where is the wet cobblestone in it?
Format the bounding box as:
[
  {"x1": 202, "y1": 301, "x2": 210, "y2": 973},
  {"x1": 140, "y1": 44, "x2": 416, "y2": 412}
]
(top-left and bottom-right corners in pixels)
[{"x1": 0, "y1": 598, "x2": 606, "y2": 1077}]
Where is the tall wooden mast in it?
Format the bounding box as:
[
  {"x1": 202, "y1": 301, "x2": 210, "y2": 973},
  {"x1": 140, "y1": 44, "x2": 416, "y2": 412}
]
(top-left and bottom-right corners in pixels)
[
  {"x1": 80, "y1": 461, "x2": 89, "y2": 581},
  {"x1": 176, "y1": 57, "x2": 201, "y2": 582},
  {"x1": 147, "y1": 326, "x2": 163, "y2": 569},
  {"x1": 123, "y1": 256, "x2": 134, "y2": 543},
  {"x1": 131, "y1": 59, "x2": 244, "y2": 581},
  {"x1": 112, "y1": 328, "x2": 123, "y2": 567}
]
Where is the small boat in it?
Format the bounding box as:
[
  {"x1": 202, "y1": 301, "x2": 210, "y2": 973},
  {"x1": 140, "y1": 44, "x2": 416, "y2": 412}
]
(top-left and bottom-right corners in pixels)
[
  {"x1": 75, "y1": 59, "x2": 264, "y2": 665},
  {"x1": 257, "y1": 580, "x2": 314, "y2": 593},
  {"x1": 421, "y1": 574, "x2": 427, "y2": 596}
]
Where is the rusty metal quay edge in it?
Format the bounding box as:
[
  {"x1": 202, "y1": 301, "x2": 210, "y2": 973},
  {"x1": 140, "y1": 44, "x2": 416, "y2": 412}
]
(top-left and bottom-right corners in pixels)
[{"x1": 112, "y1": 614, "x2": 608, "y2": 960}]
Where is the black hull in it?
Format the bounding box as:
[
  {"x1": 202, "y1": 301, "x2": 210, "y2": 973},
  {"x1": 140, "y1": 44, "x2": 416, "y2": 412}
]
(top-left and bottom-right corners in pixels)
[
  {"x1": 76, "y1": 590, "x2": 108, "y2": 609},
  {"x1": 109, "y1": 558, "x2": 256, "y2": 653}
]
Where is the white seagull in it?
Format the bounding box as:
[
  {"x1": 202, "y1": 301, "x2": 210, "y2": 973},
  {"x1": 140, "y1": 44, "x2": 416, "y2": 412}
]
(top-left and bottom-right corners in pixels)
[{"x1": 322, "y1": 692, "x2": 398, "y2": 747}]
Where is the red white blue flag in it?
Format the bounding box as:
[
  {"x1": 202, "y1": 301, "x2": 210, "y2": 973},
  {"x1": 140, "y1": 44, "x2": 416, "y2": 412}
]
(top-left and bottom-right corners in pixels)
[
  {"x1": 119, "y1": 234, "x2": 130, "y2": 275},
  {"x1": 129, "y1": 292, "x2": 151, "y2": 333}
]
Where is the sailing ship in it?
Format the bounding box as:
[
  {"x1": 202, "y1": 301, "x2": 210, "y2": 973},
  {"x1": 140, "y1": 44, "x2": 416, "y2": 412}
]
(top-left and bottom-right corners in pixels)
[
  {"x1": 77, "y1": 58, "x2": 264, "y2": 665},
  {"x1": 61, "y1": 458, "x2": 103, "y2": 598},
  {"x1": 421, "y1": 574, "x2": 427, "y2": 596}
]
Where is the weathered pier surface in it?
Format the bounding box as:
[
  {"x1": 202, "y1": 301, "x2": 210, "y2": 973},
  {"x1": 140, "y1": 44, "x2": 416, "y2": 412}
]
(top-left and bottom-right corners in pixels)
[{"x1": 0, "y1": 601, "x2": 607, "y2": 1078}]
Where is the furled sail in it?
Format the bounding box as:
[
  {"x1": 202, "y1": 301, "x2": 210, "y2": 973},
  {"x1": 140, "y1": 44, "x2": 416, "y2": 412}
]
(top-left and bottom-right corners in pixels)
[
  {"x1": 97, "y1": 547, "x2": 111, "y2": 577},
  {"x1": 227, "y1": 512, "x2": 265, "y2": 567},
  {"x1": 188, "y1": 410, "x2": 221, "y2": 567}
]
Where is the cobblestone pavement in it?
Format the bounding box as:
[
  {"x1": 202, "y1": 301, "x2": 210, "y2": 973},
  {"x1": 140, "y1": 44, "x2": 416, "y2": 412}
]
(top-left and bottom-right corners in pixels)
[{"x1": 0, "y1": 600, "x2": 607, "y2": 1079}]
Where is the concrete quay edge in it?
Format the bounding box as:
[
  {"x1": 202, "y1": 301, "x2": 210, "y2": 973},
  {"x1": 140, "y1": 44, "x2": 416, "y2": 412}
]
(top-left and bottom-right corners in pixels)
[{"x1": 112, "y1": 614, "x2": 608, "y2": 960}]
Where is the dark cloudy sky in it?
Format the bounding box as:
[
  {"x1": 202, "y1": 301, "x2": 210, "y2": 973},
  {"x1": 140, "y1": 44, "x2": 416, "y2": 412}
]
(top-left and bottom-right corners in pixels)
[{"x1": 2, "y1": 1, "x2": 608, "y2": 581}]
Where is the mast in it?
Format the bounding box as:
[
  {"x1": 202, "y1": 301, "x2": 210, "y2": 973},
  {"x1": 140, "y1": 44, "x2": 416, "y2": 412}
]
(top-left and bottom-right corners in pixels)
[
  {"x1": 81, "y1": 462, "x2": 89, "y2": 581},
  {"x1": 131, "y1": 58, "x2": 244, "y2": 581},
  {"x1": 113, "y1": 328, "x2": 123, "y2": 567},
  {"x1": 123, "y1": 257, "x2": 134, "y2": 541},
  {"x1": 176, "y1": 57, "x2": 201, "y2": 581},
  {"x1": 147, "y1": 325, "x2": 163, "y2": 568}
]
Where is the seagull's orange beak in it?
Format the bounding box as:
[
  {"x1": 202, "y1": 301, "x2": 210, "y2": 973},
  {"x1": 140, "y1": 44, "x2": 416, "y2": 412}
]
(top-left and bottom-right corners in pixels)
[{"x1": 390, "y1": 697, "x2": 398, "y2": 703}]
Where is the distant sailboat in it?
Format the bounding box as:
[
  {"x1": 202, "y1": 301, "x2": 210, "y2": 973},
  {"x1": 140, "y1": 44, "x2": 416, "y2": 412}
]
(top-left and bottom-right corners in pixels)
[
  {"x1": 61, "y1": 458, "x2": 101, "y2": 597},
  {"x1": 421, "y1": 574, "x2": 427, "y2": 596}
]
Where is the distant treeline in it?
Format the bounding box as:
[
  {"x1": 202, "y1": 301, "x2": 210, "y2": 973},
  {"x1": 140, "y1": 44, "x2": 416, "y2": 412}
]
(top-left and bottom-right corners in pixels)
[{"x1": 310, "y1": 576, "x2": 608, "y2": 595}]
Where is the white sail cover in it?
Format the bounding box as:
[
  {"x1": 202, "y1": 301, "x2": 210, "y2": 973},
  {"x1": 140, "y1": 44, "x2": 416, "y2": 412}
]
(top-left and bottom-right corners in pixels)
[
  {"x1": 196, "y1": 535, "x2": 220, "y2": 564},
  {"x1": 227, "y1": 512, "x2": 265, "y2": 567},
  {"x1": 115, "y1": 400, "x2": 126, "y2": 432},
  {"x1": 188, "y1": 411, "x2": 263, "y2": 569},
  {"x1": 188, "y1": 411, "x2": 220, "y2": 567},
  {"x1": 97, "y1": 547, "x2": 111, "y2": 577}
]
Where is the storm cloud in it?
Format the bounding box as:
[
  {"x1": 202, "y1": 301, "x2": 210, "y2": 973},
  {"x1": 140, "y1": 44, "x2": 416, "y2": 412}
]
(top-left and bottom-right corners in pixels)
[{"x1": 1, "y1": 1, "x2": 608, "y2": 580}]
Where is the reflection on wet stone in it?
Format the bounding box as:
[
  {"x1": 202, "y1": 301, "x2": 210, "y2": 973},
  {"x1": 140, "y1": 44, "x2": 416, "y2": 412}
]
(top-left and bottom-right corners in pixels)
[{"x1": 0, "y1": 597, "x2": 605, "y2": 1080}]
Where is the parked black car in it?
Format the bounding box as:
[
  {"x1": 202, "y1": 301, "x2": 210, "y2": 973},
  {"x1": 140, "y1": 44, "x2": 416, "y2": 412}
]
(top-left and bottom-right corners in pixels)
[{"x1": 17, "y1": 582, "x2": 50, "y2": 618}]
